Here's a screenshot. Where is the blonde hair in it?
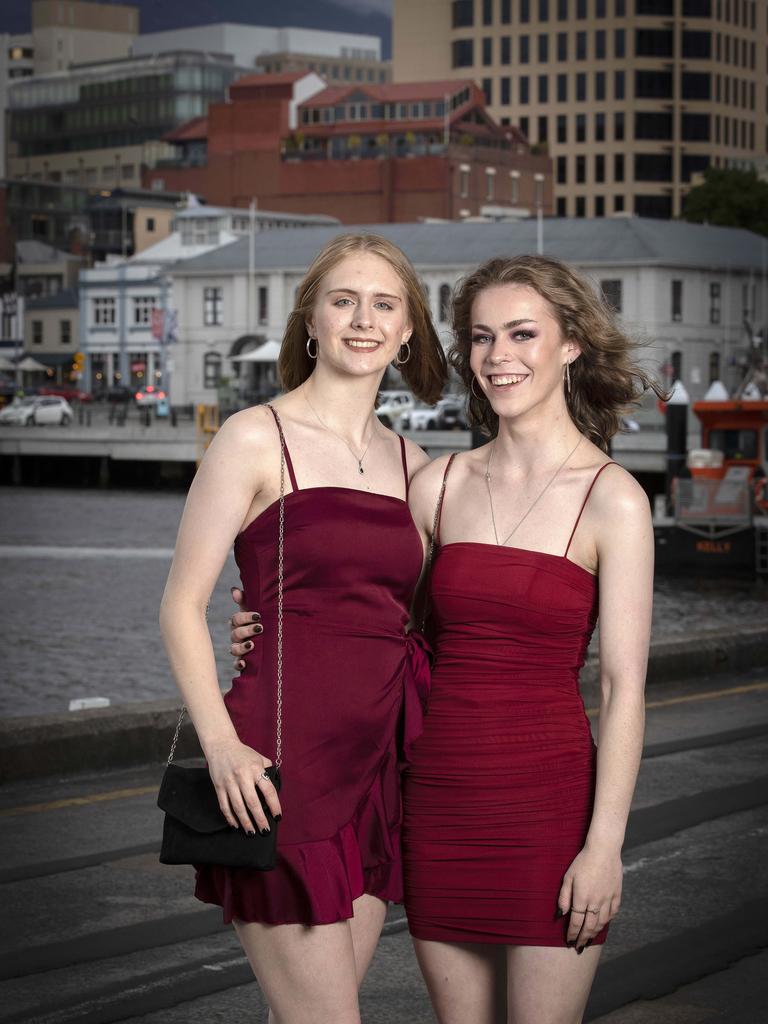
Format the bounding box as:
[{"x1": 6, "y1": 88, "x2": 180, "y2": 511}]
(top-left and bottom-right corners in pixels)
[
  {"x1": 279, "y1": 233, "x2": 447, "y2": 404},
  {"x1": 450, "y1": 255, "x2": 666, "y2": 450}
]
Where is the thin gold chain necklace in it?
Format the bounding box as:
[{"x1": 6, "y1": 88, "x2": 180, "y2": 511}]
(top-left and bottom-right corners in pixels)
[
  {"x1": 485, "y1": 435, "x2": 584, "y2": 547},
  {"x1": 303, "y1": 389, "x2": 376, "y2": 475}
]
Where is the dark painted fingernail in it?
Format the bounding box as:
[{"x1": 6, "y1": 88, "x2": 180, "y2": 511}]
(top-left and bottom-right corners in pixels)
[
  {"x1": 260, "y1": 827, "x2": 270, "y2": 836},
  {"x1": 246, "y1": 829, "x2": 256, "y2": 836},
  {"x1": 251, "y1": 613, "x2": 261, "y2": 622},
  {"x1": 245, "y1": 641, "x2": 254, "y2": 650},
  {"x1": 566, "y1": 939, "x2": 576, "y2": 948},
  {"x1": 253, "y1": 625, "x2": 263, "y2": 634},
  {"x1": 576, "y1": 947, "x2": 584, "y2": 955},
  {"x1": 238, "y1": 661, "x2": 245, "y2": 670},
  {"x1": 274, "y1": 814, "x2": 282, "y2": 822},
  {"x1": 555, "y1": 907, "x2": 565, "y2": 918}
]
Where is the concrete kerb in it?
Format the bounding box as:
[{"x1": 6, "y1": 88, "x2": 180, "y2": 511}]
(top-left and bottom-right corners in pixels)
[{"x1": 2, "y1": 625, "x2": 766, "y2": 784}]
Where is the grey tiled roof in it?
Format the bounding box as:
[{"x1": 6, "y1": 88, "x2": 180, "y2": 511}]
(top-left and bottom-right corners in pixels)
[{"x1": 170, "y1": 217, "x2": 768, "y2": 275}]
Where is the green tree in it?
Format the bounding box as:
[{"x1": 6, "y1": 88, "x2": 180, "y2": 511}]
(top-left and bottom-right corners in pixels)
[{"x1": 682, "y1": 167, "x2": 768, "y2": 237}]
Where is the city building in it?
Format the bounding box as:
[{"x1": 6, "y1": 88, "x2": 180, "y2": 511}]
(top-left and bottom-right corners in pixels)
[
  {"x1": 24, "y1": 288, "x2": 80, "y2": 382},
  {"x1": 147, "y1": 74, "x2": 552, "y2": 222},
  {"x1": 254, "y1": 50, "x2": 391, "y2": 84},
  {"x1": 77, "y1": 202, "x2": 339, "y2": 396},
  {"x1": 126, "y1": 217, "x2": 767, "y2": 409},
  {"x1": 5, "y1": 50, "x2": 245, "y2": 191},
  {"x1": 391, "y1": 0, "x2": 768, "y2": 219},
  {"x1": 16, "y1": 239, "x2": 84, "y2": 298}
]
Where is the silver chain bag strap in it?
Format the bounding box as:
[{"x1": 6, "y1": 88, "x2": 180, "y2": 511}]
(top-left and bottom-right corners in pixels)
[{"x1": 157, "y1": 406, "x2": 286, "y2": 868}]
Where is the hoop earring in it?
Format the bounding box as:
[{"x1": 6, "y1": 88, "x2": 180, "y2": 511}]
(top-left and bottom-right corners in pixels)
[
  {"x1": 471, "y1": 377, "x2": 485, "y2": 401},
  {"x1": 306, "y1": 337, "x2": 318, "y2": 359},
  {"x1": 564, "y1": 359, "x2": 571, "y2": 395},
  {"x1": 393, "y1": 341, "x2": 411, "y2": 367}
]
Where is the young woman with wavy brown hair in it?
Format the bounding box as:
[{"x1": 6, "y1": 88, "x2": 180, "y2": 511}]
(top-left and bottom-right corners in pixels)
[
  {"x1": 160, "y1": 232, "x2": 446, "y2": 1024},
  {"x1": 402, "y1": 254, "x2": 659, "y2": 1023}
]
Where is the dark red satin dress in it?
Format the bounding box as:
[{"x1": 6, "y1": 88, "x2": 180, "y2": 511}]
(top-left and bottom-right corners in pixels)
[
  {"x1": 403, "y1": 456, "x2": 616, "y2": 947},
  {"x1": 195, "y1": 409, "x2": 430, "y2": 926}
]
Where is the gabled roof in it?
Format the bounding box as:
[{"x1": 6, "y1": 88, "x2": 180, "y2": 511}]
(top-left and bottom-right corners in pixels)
[
  {"x1": 168, "y1": 218, "x2": 768, "y2": 276},
  {"x1": 164, "y1": 116, "x2": 208, "y2": 142},
  {"x1": 305, "y1": 80, "x2": 478, "y2": 107},
  {"x1": 232, "y1": 71, "x2": 309, "y2": 88},
  {"x1": 17, "y1": 240, "x2": 81, "y2": 264}
]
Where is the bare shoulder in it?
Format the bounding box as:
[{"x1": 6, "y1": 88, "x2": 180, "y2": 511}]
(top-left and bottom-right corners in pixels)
[
  {"x1": 590, "y1": 460, "x2": 651, "y2": 527},
  {"x1": 402, "y1": 435, "x2": 431, "y2": 474},
  {"x1": 203, "y1": 405, "x2": 278, "y2": 468}
]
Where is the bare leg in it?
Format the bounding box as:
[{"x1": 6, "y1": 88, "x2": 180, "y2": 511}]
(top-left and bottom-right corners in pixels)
[
  {"x1": 506, "y1": 944, "x2": 602, "y2": 1024},
  {"x1": 413, "y1": 937, "x2": 507, "y2": 1024},
  {"x1": 236, "y1": 894, "x2": 388, "y2": 1024}
]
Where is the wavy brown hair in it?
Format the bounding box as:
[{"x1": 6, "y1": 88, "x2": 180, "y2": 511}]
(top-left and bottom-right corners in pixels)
[
  {"x1": 279, "y1": 233, "x2": 447, "y2": 404},
  {"x1": 450, "y1": 254, "x2": 666, "y2": 451}
]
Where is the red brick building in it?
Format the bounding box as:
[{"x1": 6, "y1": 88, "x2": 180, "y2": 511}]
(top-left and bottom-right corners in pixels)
[{"x1": 147, "y1": 74, "x2": 552, "y2": 223}]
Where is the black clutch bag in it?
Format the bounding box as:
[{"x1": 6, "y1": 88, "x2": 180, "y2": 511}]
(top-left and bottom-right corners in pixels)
[
  {"x1": 158, "y1": 762, "x2": 281, "y2": 869},
  {"x1": 158, "y1": 403, "x2": 289, "y2": 871}
]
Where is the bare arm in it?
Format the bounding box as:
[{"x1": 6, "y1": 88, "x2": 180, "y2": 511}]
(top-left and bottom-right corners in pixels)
[
  {"x1": 560, "y1": 467, "x2": 653, "y2": 948},
  {"x1": 159, "y1": 407, "x2": 282, "y2": 832}
]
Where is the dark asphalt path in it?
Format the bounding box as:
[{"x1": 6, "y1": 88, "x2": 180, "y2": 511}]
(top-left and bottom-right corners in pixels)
[{"x1": 1, "y1": 669, "x2": 767, "y2": 1024}]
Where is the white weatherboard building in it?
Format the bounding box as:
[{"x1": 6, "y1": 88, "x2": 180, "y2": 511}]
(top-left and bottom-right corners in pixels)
[{"x1": 160, "y1": 218, "x2": 768, "y2": 410}]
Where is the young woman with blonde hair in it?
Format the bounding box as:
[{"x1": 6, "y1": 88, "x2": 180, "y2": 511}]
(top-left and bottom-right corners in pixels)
[{"x1": 160, "y1": 232, "x2": 446, "y2": 1024}]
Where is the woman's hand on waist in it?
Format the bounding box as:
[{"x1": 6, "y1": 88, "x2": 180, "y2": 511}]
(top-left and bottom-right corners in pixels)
[
  {"x1": 205, "y1": 735, "x2": 281, "y2": 833},
  {"x1": 557, "y1": 843, "x2": 622, "y2": 952},
  {"x1": 229, "y1": 586, "x2": 263, "y2": 671}
]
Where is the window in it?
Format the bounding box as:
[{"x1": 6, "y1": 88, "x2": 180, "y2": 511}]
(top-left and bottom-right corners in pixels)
[
  {"x1": 635, "y1": 111, "x2": 673, "y2": 139},
  {"x1": 133, "y1": 295, "x2": 155, "y2": 326},
  {"x1": 146, "y1": 217, "x2": 156, "y2": 233},
  {"x1": 576, "y1": 0, "x2": 587, "y2": 16},
  {"x1": 708, "y1": 427, "x2": 758, "y2": 460},
  {"x1": 576, "y1": 31, "x2": 587, "y2": 59},
  {"x1": 258, "y1": 286, "x2": 268, "y2": 324},
  {"x1": 682, "y1": 113, "x2": 710, "y2": 141},
  {"x1": 538, "y1": 75, "x2": 548, "y2": 102},
  {"x1": 595, "y1": 30, "x2": 606, "y2": 58},
  {"x1": 204, "y1": 286, "x2": 223, "y2": 326},
  {"x1": 671, "y1": 280, "x2": 683, "y2": 322},
  {"x1": 614, "y1": 152, "x2": 625, "y2": 180},
  {"x1": 557, "y1": 73, "x2": 567, "y2": 101},
  {"x1": 501, "y1": 36, "x2": 511, "y2": 63},
  {"x1": 520, "y1": 76, "x2": 530, "y2": 103},
  {"x1": 557, "y1": 114, "x2": 567, "y2": 142},
  {"x1": 595, "y1": 153, "x2": 605, "y2": 181},
  {"x1": 483, "y1": 0, "x2": 494, "y2": 22},
  {"x1": 557, "y1": 155, "x2": 568, "y2": 183},
  {"x1": 538, "y1": 34, "x2": 549, "y2": 61},
  {"x1": 501, "y1": 76, "x2": 511, "y2": 103},
  {"x1": 635, "y1": 153, "x2": 672, "y2": 180},
  {"x1": 614, "y1": 194, "x2": 625, "y2": 212},
  {"x1": 558, "y1": 0, "x2": 568, "y2": 15},
  {"x1": 615, "y1": 28, "x2": 625, "y2": 58},
  {"x1": 203, "y1": 351, "x2": 222, "y2": 389},
  {"x1": 595, "y1": 112, "x2": 605, "y2": 141},
  {"x1": 635, "y1": 29, "x2": 674, "y2": 57},
  {"x1": 708, "y1": 350, "x2": 721, "y2": 385},
  {"x1": 595, "y1": 196, "x2": 605, "y2": 217},
  {"x1": 510, "y1": 170, "x2": 520, "y2": 203},
  {"x1": 635, "y1": 70, "x2": 673, "y2": 98},
  {"x1": 439, "y1": 284, "x2": 451, "y2": 322},
  {"x1": 557, "y1": 32, "x2": 567, "y2": 59},
  {"x1": 521, "y1": 0, "x2": 530, "y2": 20},
  {"x1": 93, "y1": 297, "x2": 116, "y2": 326},
  {"x1": 709, "y1": 282, "x2": 721, "y2": 324},
  {"x1": 539, "y1": 0, "x2": 550, "y2": 17},
  {"x1": 682, "y1": 72, "x2": 711, "y2": 100},
  {"x1": 576, "y1": 196, "x2": 586, "y2": 217},
  {"x1": 576, "y1": 155, "x2": 586, "y2": 182},
  {"x1": 520, "y1": 36, "x2": 530, "y2": 63},
  {"x1": 576, "y1": 113, "x2": 586, "y2": 141},
  {"x1": 32, "y1": 320, "x2": 43, "y2": 345},
  {"x1": 538, "y1": 114, "x2": 549, "y2": 140},
  {"x1": 614, "y1": 111, "x2": 625, "y2": 140},
  {"x1": 452, "y1": 39, "x2": 474, "y2": 67},
  {"x1": 501, "y1": 0, "x2": 511, "y2": 21},
  {"x1": 459, "y1": 165, "x2": 470, "y2": 196},
  {"x1": 557, "y1": 197, "x2": 567, "y2": 216},
  {"x1": 576, "y1": 73, "x2": 586, "y2": 101},
  {"x1": 614, "y1": 70, "x2": 625, "y2": 99},
  {"x1": 601, "y1": 279, "x2": 622, "y2": 313},
  {"x1": 482, "y1": 78, "x2": 493, "y2": 103},
  {"x1": 595, "y1": 71, "x2": 605, "y2": 100},
  {"x1": 485, "y1": 168, "x2": 496, "y2": 200},
  {"x1": 682, "y1": 30, "x2": 711, "y2": 58},
  {"x1": 520, "y1": 116, "x2": 529, "y2": 137},
  {"x1": 60, "y1": 319, "x2": 71, "y2": 345},
  {"x1": 482, "y1": 37, "x2": 493, "y2": 65},
  {"x1": 452, "y1": 0, "x2": 474, "y2": 27}
]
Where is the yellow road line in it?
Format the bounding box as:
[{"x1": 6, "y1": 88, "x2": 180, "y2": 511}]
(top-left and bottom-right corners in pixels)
[
  {"x1": 0, "y1": 785, "x2": 158, "y2": 818},
  {"x1": 584, "y1": 679, "x2": 768, "y2": 718},
  {"x1": 3, "y1": 681, "x2": 768, "y2": 818}
]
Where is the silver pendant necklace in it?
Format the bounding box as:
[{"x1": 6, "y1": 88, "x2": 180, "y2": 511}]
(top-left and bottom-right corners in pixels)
[
  {"x1": 486, "y1": 435, "x2": 584, "y2": 547},
  {"x1": 303, "y1": 389, "x2": 376, "y2": 475}
]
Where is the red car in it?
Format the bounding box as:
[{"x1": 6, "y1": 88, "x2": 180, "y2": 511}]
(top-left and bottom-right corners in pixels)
[{"x1": 37, "y1": 384, "x2": 93, "y2": 402}]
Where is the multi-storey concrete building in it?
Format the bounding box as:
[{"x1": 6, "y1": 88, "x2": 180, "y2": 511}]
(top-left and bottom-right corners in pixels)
[{"x1": 392, "y1": 0, "x2": 768, "y2": 219}]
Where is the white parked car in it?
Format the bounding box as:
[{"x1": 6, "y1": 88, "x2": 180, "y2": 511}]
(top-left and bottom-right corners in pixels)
[
  {"x1": 400, "y1": 401, "x2": 440, "y2": 430},
  {"x1": 0, "y1": 396, "x2": 73, "y2": 426},
  {"x1": 375, "y1": 390, "x2": 414, "y2": 428}
]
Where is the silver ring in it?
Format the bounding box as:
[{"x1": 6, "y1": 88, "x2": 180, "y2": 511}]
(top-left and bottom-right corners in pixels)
[
  {"x1": 259, "y1": 771, "x2": 270, "y2": 783},
  {"x1": 571, "y1": 908, "x2": 587, "y2": 914},
  {"x1": 587, "y1": 908, "x2": 600, "y2": 914}
]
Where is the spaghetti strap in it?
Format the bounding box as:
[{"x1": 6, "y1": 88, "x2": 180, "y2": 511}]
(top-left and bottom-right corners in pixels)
[
  {"x1": 434, "y1": 453, "x2": 458, "y2": 545},
  {"x1": 266, "y1": 404, "x2": 299, "y2": 493},
  {"x1": 564, "y1": 461, "x2": 618, "y2": 557},
  {"x1": 398, "y1": 435, "x2": 410, "y2": 500}
]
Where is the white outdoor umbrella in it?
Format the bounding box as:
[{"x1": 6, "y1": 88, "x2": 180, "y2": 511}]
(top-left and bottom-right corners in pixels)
[
  {"x1": 16, "y1": 356, "x2": 49, "y2": 372},
  {"x1": 0, "y1": 355, "x2": 15, "y2": 372},
  {"x1": 231, "y1": 340, "x2": 282, "y2": 363}
]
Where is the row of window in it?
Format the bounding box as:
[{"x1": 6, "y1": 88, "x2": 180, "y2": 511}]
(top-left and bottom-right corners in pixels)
[
  {"x1": 262, "y1": 61, "x2": 387, "y2": 84},
  {"x1": 454, "y1": 28, "x2": 738, "y2": 68},
  {"x1": 30, "y1": 319, "x2": 72, "y2": 345},
  {"x1": 452, "y1": 0, "x2": 755, "y2": 25},
  {"x1": 301, "y1": 100, "x2": 447, "y2": 126}
]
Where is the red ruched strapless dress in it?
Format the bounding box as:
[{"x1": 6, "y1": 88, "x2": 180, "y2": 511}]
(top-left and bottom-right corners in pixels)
[
  {"x1": 195, "y1": 408, "x2": 430, "y2": 926},
  {"x1": 403, "y1": 456, "x2": 615, "y2": 947}
]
